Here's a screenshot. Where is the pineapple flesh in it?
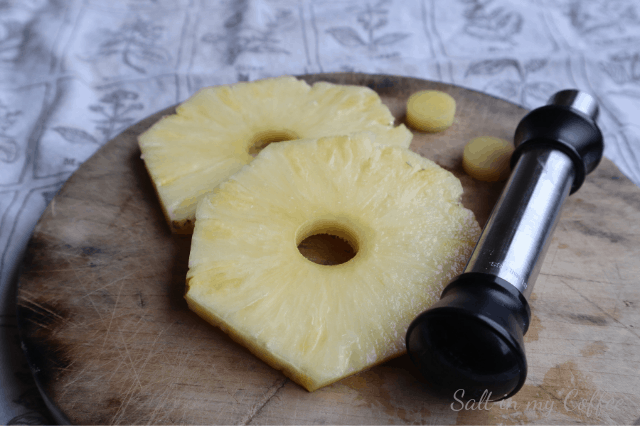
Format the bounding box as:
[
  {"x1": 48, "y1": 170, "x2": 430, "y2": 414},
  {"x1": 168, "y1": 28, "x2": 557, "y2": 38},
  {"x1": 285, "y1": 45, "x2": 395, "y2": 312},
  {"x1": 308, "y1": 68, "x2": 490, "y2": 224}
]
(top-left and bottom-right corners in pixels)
[
  {"x1": 185, "y1": 133, "x2": 481, "y2": 391},
  {"x1": 406, "y1": 90, "x2": 456, "y2": 133},
  {"x1": 138, "y1": 76, "x2": 413, "y2": 233}
]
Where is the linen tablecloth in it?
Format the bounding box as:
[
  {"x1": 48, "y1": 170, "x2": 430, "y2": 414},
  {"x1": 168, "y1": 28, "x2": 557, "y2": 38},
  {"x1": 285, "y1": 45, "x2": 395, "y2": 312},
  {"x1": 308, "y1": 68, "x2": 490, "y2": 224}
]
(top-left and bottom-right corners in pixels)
[{"x1": 1, "y1": 0, "x2": 639, "y2": 423}]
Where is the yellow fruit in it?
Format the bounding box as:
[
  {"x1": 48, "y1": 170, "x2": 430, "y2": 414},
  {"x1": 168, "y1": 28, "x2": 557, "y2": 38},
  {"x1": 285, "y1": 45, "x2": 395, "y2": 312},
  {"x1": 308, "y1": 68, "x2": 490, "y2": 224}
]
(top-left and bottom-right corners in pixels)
[
  {"x1": 462, "y1": 136, "x2": 514, "y2": 182},
  {"x1": 406, "y1": 90, "x2": 456, "y2": 132},
  {"x1": 185, "y1": 133, "x2": 481, "y2": 391},
  {"x1": 138, "y1": 76, "x2": 413, "y2": 233}
]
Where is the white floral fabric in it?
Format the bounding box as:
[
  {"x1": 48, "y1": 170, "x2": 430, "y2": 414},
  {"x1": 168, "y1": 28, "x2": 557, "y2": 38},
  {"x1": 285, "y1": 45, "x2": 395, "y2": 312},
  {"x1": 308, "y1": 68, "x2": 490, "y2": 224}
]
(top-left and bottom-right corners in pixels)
[{"x1": 1, "y1": 0, "x2": 639, "y2": 423}]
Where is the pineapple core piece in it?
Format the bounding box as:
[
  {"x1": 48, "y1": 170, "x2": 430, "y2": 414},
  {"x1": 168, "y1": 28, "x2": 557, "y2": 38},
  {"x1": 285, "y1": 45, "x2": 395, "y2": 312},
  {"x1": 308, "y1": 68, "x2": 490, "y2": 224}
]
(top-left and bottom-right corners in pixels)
[
  {"x1": 138, "y1": 76, "x2": 413, "y2": 233},
  {"x1": 406, "y1": 90, "x2": 456, "y2": 132},
  {"x1": 186, "y1": 133, "x2": 481, "y2": 392},
  {"x1": 463, "y1": 136, "x2": 514, "y2": 182}
]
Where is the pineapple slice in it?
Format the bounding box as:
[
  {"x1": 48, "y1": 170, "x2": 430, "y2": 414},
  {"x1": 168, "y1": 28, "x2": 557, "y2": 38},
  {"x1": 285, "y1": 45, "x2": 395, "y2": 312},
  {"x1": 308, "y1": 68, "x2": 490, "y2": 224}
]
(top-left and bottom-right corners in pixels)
[
  {"x1": 138, "y1": 76, "x2": 413, "y2": 233},
  {"x1": 186, "y1": 133, "x2": 481, "y2": 391}
]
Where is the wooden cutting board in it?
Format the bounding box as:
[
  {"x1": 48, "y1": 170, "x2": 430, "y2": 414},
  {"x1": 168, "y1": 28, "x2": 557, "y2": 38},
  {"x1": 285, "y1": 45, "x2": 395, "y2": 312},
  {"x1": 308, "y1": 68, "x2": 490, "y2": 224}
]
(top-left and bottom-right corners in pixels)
[{"x1": 16, "y1": 73, "x2": 640, "y2": 425}]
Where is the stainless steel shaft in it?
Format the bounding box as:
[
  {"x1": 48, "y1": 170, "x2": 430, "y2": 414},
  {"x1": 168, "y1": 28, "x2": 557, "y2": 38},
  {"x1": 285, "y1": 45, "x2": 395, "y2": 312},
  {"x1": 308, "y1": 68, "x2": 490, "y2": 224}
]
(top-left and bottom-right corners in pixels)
[{"x1": 464, "y1": 148, "x2": 574, "y2": 298}]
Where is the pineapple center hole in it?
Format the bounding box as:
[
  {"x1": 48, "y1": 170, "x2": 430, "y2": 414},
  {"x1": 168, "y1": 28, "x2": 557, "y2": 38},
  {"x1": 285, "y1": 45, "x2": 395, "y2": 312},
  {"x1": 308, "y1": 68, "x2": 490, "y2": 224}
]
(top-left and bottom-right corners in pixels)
[
  {"x1": 297, "y1": 223, "x2": 359, "y2": 266},
  {"x1": 249, "y1": 129, "x2": 299, "y2": 157}
]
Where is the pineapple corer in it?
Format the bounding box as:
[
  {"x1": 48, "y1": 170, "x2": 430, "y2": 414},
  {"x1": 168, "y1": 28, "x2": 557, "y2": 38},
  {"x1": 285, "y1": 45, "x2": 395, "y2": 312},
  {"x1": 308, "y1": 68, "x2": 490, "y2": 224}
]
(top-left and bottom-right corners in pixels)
[{"x1": 406, "y1": 90, "x2": 604, "y2": 401}]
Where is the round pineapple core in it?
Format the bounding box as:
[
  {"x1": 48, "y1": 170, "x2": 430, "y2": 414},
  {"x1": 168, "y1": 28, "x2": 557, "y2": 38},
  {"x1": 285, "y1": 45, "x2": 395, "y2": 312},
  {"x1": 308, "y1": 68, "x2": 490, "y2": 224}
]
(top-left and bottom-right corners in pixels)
[
  {"x1": 185, "y1": 133, "x2": 481, "y2": 392},
  {"x1": 462, "y1": 136, "x2": 514, "y2": 182},
  {"x1": 406, "y1": 90, "x2": 456, "y2": 132},
  {"x1": 138, "y1": 76, "x2": 413, "y2": 233}
]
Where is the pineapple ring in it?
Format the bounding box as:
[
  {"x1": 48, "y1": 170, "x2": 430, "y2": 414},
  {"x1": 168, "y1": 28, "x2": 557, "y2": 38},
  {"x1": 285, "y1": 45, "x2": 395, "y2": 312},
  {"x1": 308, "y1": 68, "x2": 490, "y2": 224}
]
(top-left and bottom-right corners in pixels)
[
  {"x1": 138, "y1": 76, "x2": 413, "y2": 233},
  {"x1": 185, "y1": 133, "x2": 481, "y2": 392}
]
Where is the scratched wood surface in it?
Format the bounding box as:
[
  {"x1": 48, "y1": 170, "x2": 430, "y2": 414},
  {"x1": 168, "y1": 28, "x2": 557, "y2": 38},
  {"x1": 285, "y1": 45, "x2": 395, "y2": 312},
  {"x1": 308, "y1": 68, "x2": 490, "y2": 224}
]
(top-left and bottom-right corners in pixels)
[{"x1": 16, "y1": 74, "x2": 640, "y2": 425}]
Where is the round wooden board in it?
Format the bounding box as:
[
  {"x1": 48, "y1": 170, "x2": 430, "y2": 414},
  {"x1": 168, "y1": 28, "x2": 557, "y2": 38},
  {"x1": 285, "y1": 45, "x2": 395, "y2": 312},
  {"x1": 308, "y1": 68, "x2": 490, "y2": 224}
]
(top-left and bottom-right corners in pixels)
[{"x1": 17, "y1": 73, "x2": 640, "y2": 425}]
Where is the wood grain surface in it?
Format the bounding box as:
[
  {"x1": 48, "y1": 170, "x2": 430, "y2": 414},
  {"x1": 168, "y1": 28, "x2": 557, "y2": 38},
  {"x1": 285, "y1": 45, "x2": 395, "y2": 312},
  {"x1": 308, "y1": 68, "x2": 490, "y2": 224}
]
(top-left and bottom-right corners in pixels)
[{"x1": 16, "y1": 73, "x2": 640, "y2": 425}]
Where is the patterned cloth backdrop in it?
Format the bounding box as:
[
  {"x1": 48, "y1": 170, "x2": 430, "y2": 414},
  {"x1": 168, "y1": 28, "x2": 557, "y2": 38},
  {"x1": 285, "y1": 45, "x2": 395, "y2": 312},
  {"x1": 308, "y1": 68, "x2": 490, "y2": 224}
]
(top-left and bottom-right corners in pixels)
[{"x1": 1, "y1": 0, "x2": 639, "y2": 423}]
